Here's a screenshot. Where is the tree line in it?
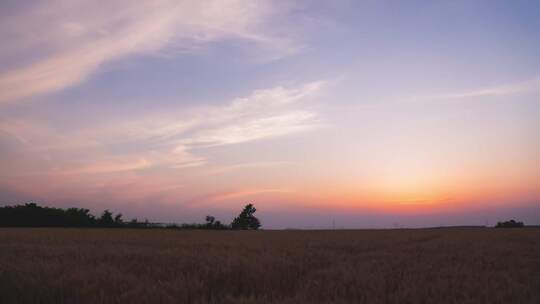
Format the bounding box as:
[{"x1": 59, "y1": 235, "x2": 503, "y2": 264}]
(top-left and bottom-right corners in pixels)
[{"x1": 0, "y1": 203, "x2": 261, "y2": 230}]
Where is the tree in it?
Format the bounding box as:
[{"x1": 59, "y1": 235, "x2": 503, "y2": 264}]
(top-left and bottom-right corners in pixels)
[
  {"x1": 495, "y1": 219, "x2": 524, "y2": 228},
  {"x1": 205, "y1": 215, "x2": 215, "y2": 227},
  {"x1": 114, "y1": 213, "x2": 123, "y2": 226},
  {"x1": 202, "y1": 215, "x2": 228, "y2": 230},
  {"x1": 98, "y1": 210, "x2": 115, "y2": 227},
  {"x1": 66, "y1": 207, "x2": 95, "y2": 226},
  {"x1": 231, "y1": 203, "x2": 261, "y2": 230}
]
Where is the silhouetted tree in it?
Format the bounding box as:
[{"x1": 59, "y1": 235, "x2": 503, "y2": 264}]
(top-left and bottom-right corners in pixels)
[
  {"x1": 205, "y1": 215, "x2": 215, "y2": 227},
  {"x1": 231, "y1": 203, "x2": 261, "y2": 230},
  {"x1": 98, "y1": 210, "x2": 115, "y2": 227},
  {"x1": 65, "y1": 207, "x2": 95, "y2": 226},
  {"x1": 114, "y1": 213, "x2": 123, "y2": 226},
  {"x1": 495, "y1": 219, "x2": 524, "y2": 228},
  {"x1": 200, "y1": 215, "x2": 228, "y2": 230},
  {"x1": 0, "y1": 203, "x2": 98, "y2": 227}
]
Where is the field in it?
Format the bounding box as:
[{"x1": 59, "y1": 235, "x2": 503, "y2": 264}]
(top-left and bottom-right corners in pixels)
[{"x1": 1, "y1": 228, "x2": 539, "y2": 303}]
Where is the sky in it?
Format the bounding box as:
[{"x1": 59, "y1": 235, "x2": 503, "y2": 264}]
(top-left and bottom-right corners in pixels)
[{"x1": 0, "y1": 0, "x2": 539, "y2": 228}]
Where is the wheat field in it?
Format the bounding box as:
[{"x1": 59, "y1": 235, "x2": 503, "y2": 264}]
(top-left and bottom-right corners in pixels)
[{"x1": 1, "y1": 228, "x2": 539, "y2": 303}]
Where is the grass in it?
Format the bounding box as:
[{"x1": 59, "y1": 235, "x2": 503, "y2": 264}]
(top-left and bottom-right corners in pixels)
[{"x1": 1, "y1": 228, "x2": 539, "y2": 303}]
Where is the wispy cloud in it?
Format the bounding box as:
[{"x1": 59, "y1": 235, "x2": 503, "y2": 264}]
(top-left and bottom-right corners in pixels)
[
  {"x1": 170, "y1": 82, "x2": 325, "y2": 165},
  {"x1": 205, "y1": 188, "x2": 293, "y2": 202},
  {"x1": 58, "y1": 158, "x2": 152, "y2": 175},
  {"x1": 0, "y1": 81, "x2": 326, "y2": 176},
  {"x1": 205, "y1": 161, "x2": 293, "y2": 175},
  {"x1": 182, "y1": 111, "x2": 318, "y2": 147},
  {"x1": 0, "y1": 0, "x2": 300, "y2": 104},
  {"x1": 413, "y1": 77, "x2": 540, "y2": 102}
]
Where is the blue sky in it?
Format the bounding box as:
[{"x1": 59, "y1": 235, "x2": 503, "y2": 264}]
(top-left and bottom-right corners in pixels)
[{"x1": 0, "y1": 0, "x2": 539, "y2": 228}]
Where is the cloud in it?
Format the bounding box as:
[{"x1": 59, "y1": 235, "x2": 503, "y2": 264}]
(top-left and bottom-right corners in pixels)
[
  {"x1": 170, "y1": 82, "x2": 325, "y2": 164},
  {"x1": 182, "y1": 111, "x2": 318, "y2": 147},
  {"x1": 203, "y1": 188, "x2": 293, "y2": 202},
  {"x1": 413, "y1": 77, "x2": 540, "y2": 101},
  {"x1": 90, "y1": 81, "x2": 325, "y2": 170},
  {"x1": 59, "y1": 158, "x2": 152, "y2": 175},
  {"x1": 205, "y1": 161, "x2": 293, "y2": 175},
  {"x1": 0, "y1": 0, "x2": 300, "y2": 104},
  {"x1": 0, "y1": 81, "x2": 325, "y2": 177}
]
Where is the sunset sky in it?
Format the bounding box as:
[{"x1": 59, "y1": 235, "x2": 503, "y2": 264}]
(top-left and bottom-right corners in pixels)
[{"x1": 1, "y1": 0, "x2": 539, "y2": 228}]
